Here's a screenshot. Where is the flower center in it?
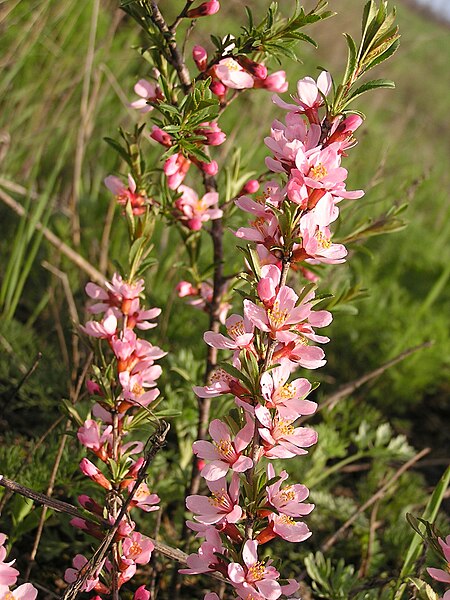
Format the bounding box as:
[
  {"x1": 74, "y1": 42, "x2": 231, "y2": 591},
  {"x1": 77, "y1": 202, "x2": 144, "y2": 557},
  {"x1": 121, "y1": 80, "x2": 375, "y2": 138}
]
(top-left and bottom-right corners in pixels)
[
  {"x1": 267, "y1": 300, "x2": 288, "y2": 329},
  {"x1": 279, "y1": 514, "x2": 295, "y2": 526},
  {"x1": 128, "y1": 541, "x2": 142, "y2": 559},
  {"x1": 214, "y1": 439, "x2": 234, "y2": 460},
  {"x1": 209, "y1": 368, "x2": 231, "y2": 384},
  {"x1": 277, "y1": 420, "x2": 295, "y2": 436},
  {"x1": 208, "y1": 489, "x2": 230, "y2": 509},
  {"x1": 3, "y1": 593, "x2": 15, "y2": 600},
  {"x1": 277, "y1": 384, "x2": 295, "y2": 400},
  {"x1": 251, "y1": 216, "x2": 267, "y2": 234},
  {"x1": 132, "y1": 383, "x2": 144, "y2": 396},
  {"x1": 309, "y1": 163, "x2": 328, "y2": 180},
  {"x1": 316, "y1": 230, "x2": 331, "y2": 249},
  {"x1": 227, "y1": 320, "x2": 245, "y2": 339},
  {"x1": 223, "y1": 58, "x2": 241, "y2": 72},
  {"x1": 248, "y1": 561, "x2": 266, "y2": 581},
  {"x1": 280, "y1": 487, "x2": 296, "y2": 502}
]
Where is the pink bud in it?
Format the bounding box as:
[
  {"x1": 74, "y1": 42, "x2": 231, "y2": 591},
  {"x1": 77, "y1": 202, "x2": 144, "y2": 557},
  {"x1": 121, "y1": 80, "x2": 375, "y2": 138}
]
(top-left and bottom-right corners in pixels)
[
  {"x1": 242, "y1": 179, "x2": 259, "y2": 194},
  {"x1": 209, "y1": 80, "x2": 226, "y2": 98},
  {"x1": 134, "y1": 586, "x2": 151, "y2": 600},
  {"x1": 176, "y1": 281, "x2": 196, "y2": 297},
  {"x1": 199, "y1": 160, "x2": 218, "y2": 176},
  {"x1": 150, "y1": 125, "x2": 172, "y2": 147},
  {"x1": 254, "y1": 70, "x2": 288, "y2": 92},
  {"x1": 236, "y1": 56, "x2": 267, "y2": 80},
  {"x1": 187, "y1": 217, "x2": 203, "y2": 231},
  {"x1": 186, "y1": 0, "x2": 220, "y2": 18},
  {"x1": 193, "y1": 45, "x2": 208, "y2": 71},
  {"x1": 86, "y1": 380, "x2": 101, "y2": 395},
  {"x1": 80, "y1": 458, "x2": 112, "y2": 490},
  {"x1": 197, "y1": 122, "x2": 226, "y2": 146}
]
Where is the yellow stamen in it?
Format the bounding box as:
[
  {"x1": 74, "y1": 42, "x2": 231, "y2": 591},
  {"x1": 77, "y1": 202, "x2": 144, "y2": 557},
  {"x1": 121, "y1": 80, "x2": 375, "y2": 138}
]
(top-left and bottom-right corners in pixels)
[
  {"x1": 316, "y1": 230, "x2": 331, "y2": 249},
  {"x1": 268, "y1": 300, "x2": 288, "y2": 329},
  {"x1": 248, "y1": 561, "x2": 266, "y2": 581},
  {"x1": 309, "y1": 163, "x2": 328, "y2": 180},
  {"x1": 214, "y1": 439, "x2": 234, "y2": 459},
  {"x1": 227, "y1": 320, "x2": 245, "y2": 339}
]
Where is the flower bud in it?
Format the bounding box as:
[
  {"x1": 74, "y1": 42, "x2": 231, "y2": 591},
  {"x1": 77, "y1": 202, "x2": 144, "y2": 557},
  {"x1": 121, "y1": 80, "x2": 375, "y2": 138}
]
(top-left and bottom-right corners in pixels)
[
  {"x1": 186, "y1": 0, "x2": 220, "y2": 18},
  {"x1": 209, "y1": 80, "x2": 226, "y2": 99},
  {"x1": 80, "y1": 458, "x2": 112, "y2": 490},
  {"x1": 150, "y1": 126, "x2": 172, "y2": 147},
  {"x1": 199, "y1": 160, "x2": 218, "y2": 176},
  {"x1": 236, "y1": 55, "x2": 267, "y2": 80},
  {"x1": 254, "y1": 70, "x2": 288, "y2": 92},
  {"x1": 193, "y1": 45, "x2": 208, "y2": 71},
  {"x1": 241, "y1": 179, "x2": 259, "y2": 194}
]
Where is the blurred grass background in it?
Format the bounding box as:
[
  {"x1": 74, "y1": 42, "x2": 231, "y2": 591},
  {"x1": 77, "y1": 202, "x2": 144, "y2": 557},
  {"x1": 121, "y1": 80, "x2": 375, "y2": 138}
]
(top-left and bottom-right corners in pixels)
[{"x1": 0, "y1": 0, "x2": 449, "y2": 593}]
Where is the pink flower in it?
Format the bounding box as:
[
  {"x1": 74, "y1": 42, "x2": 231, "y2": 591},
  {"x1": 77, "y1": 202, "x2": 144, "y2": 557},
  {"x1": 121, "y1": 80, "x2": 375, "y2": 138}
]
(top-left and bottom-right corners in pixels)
[
  {"x1": 236, "y1": 56, "x2": 267, "y2": 80},
  {"x1": 129, "y1": 79, "x2": 162, "y2": 113},
  {"x1": 193, "y1": 418, "x2": 253, "y2": 480},
  {"x1": 64, "y1": 554, "x2": 104, "y2": 592},
  {"x1": 82, "y1": 309, "x2": 118, "y2": 339},
  {"x1": 273, "y1": 71, "x2": 332, "y2": 123},
  {"x1": 256, "y1": 405, "x2": 318, "y2": 459},
  {"x1": 214, "y1": 58, "x2": 254, "y2": 90},
  {"x1": 104, "y1": 174, "x2": 147, "y2": 216},
  {"x1": 79, "y1": 458, "x2": 112, "y2": 490},
  {"x1": 266, "y1": 464, "x2": 314, "y2": 518},
  {"x1": 127, "y1": 482, "x2": 160, "y2": 512},
  {"x1": 196, "y1": 122, "x2": 226, "y2": 146},
  {"x1": 77, "y1": 420, "x2": 112, "y2": 460},
  {"x1": 174, "y1": 185, "x2": 222, "y2": 230},
  {"x1": 121, "y1": 532, "x2": 154, "y2": 565},
  {"x1": 0, "y1": 584, "x2": 38, "y2": 600},
  {"x1": 164, "y1": 153, "x2": 191, "y2": 190},
  {"x1": 204, "y1": 314, "x2": 254, "y2": 352},
  {"x1": 228, "y1": 540, "x2": 281, "y2": 600},
  {"x1": 427, "y1": 534, "x2": 450, "y2": 585},
  {"x1": 186, "y1": 474, "x2": 242, "y2": 525},
  {"x1": 0, "y1": 535, "x2": 19, "y2": 587},
  {"x1": 179, "y1": 527, "x2": 225, "y2": 575},
  {"x1": 134, "y1": 586, "x2": 150, "y2": 600},
  {"x1": 244, "y1": 284, "x2": 319, "y2": 341},
  {"x1": 150, "y1": 125, "x2": 172, "y2": 147},
  {"x1": 260, "y1": 361, "x2": 317, "y2": 421}
]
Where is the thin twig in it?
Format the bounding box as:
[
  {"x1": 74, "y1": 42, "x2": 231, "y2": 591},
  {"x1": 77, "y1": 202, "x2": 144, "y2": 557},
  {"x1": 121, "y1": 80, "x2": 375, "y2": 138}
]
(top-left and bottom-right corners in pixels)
[
  {"x1": 6, "y1": 352, "x2": 42, "y2": 402},
  {"x1": 320, "y1": 447, "x2": 431, "y2": 552},
  {"x1": 318, "y1": 341, "x2": 434, "y2": 413},
  {"x1": 0, "y1": 188, "x2": 105, "y2": 284},
  {"x1": 61, "y1": 422, "x2": 171, "y2": 600}
]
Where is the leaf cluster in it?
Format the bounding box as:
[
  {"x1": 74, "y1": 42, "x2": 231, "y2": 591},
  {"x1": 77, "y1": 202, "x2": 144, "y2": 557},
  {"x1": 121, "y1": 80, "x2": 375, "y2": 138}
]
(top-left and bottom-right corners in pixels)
[{"x1": 211, "y1": 0, "x2": 333, "y2": 63}]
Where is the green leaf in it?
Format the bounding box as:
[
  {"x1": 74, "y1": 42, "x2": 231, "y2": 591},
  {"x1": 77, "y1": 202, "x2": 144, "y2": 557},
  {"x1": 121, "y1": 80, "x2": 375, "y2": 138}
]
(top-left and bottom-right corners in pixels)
[
  {"x1": 346, "y1": 78, "x2": 395, "y2": 104},
  {"x1": 342, "y1": 33, "x2": 358, "y2": 86}
]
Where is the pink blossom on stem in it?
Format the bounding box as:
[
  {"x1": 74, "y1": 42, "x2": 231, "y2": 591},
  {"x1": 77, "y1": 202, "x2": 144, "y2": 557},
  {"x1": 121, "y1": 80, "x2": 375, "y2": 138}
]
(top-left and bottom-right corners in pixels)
[
  {"x1": 186, "y1": 474, "x2": 242, "y2": 525},
  {"x1": 228, "y1": 540, "x2": 281, "y2": 600},
  {"x1": 256, "y1": 405, "x2": 317, "y2": 459},
  {"x1": 204, "y1": 314, "x2": 254, "y2": 352},
  {"x1": 260, "y1": 361, "x2": 317, "y2": 421},
  {"x1": 77, "y1": 420, "x2": 113, "y2": 461},
  {"x1": 174, "y1": 185, "x2": 222, "y2": 230},
  {"x1": 127, "y1": 482, "x2": 160, "y2": 512},
  {"x1": 129, "y1": 79, "x2": 162, "y2": 113},
  {"x1": 179, "y1": 527, "x2": 225, "y2": 575},
  {"x1": 79, "y1": 458, "x2": 112, "y2": 490},
  {"x1": 193, "y1": 45, "x2": 208, "y2": 71},
  {"x1": 121, "y1": 532, "x2": 154, "y2": 565},
  {"x1": 0, "y1": 535, "x2": 19, "y2": 587},
  {"x1": 214, "y1": 58, "x2": 254, "y2": 90},
  {"x1": 134, "y1": 585, "x2": 151, "y2": 600},
  {"x1": 254, "y1": 70, "x2": 288, "y2": 92},
  {"x1": 104, "y1": 174, "x2": 147, "y2": 216},
  {"x1": 164, "y1": 153, "x2": 191, "y2": 190},
  {"x1": 427, "y1": 535, "x2": 450, "y2": 585},
  {"x1": 0, "y1": 584, "x2": 38, "y2": 600},
  {"x1": 64, "y1": 554, "x2": 104, "y2": 592},
  {"x1": 193, "y1": 417, "x2": 254, "y2": 480},
  {"x1": 186, "y1": 0, "x2": 220, "y2": 18},
  {"x1": 265, "y1": 464, "x2": 314, "y2": 518}
]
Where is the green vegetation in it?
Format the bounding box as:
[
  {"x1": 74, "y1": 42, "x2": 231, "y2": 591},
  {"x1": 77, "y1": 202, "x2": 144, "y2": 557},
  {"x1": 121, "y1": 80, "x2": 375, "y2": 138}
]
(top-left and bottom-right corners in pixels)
[{"x1": 0, "y1": 0, "x2": 448, "y2": 597}]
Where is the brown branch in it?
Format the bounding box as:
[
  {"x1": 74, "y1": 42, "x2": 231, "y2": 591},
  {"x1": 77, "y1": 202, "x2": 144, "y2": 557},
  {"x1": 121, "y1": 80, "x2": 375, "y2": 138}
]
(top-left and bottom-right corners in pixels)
[
  {"x1": 61, "y1": 422, "x2": 171, "y2": 600},
  {"x1": 320, "y1": 447, "x2": 431, "y2": 553},
  {"x1": 0, "y1": 476, "x2": 95, "y2": 523},
  {"x1": 0, "y1": 188, "x2": 105, "y2": 284},
  {"x1": 149, "y1": 0, "x2": 191, "y2": 93}
]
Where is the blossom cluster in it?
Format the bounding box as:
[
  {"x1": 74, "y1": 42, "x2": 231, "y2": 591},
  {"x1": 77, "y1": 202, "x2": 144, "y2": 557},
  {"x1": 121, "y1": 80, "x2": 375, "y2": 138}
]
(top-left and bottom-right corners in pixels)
[
  {"x1": 65, "y1": 273, "x2": 164, "y2": 595},
  {"x1": 0, "y1": 534, "x2": 37, "y2": 600},
  {"x1": 181, "y1": 72, "x2": 365, "y2": 598}
]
